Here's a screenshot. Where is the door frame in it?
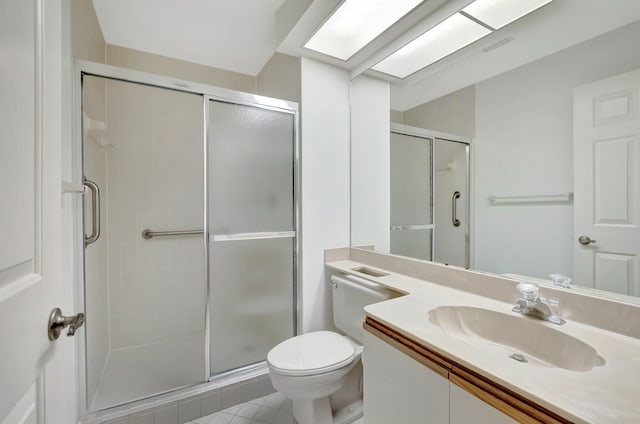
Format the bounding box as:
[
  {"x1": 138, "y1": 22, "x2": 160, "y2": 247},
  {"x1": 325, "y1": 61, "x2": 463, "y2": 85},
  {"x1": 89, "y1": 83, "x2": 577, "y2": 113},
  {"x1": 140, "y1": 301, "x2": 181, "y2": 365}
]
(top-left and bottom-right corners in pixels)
[{"x1": 73, "y1": 60, "x2": 301, "y2": 417}]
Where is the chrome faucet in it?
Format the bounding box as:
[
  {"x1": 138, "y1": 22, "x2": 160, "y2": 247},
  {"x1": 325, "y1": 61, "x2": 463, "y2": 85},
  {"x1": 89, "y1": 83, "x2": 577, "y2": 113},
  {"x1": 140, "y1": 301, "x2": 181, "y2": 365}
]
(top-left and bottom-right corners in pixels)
[{"x1": 512, "y1": 283, "x2": 565, "y2": 325}]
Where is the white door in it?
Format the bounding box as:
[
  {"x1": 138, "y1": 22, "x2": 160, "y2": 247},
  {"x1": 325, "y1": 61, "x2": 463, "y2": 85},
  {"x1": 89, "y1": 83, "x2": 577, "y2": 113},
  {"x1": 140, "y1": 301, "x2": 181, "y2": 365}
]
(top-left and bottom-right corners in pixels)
[
  {"x1": 0, "y1": 0, "x2": 77, "y2": 422},
  {"x1": 574, "y1": 69, "x2": 640, "y2": 296}
]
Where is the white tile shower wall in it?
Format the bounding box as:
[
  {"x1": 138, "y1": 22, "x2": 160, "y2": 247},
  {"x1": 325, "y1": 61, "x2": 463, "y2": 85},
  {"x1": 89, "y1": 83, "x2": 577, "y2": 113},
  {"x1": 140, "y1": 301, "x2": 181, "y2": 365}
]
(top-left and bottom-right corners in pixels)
[{"x1": 105, "y1": 79, "x2": 205, "y2": 349}]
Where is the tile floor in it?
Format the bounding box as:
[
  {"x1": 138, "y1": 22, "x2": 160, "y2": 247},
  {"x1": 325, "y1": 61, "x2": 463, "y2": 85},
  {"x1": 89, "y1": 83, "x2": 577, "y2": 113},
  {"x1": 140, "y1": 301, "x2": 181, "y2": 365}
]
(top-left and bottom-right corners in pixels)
[{"x1": 186, "y1": 392, "x2": 295, "y2": 424}]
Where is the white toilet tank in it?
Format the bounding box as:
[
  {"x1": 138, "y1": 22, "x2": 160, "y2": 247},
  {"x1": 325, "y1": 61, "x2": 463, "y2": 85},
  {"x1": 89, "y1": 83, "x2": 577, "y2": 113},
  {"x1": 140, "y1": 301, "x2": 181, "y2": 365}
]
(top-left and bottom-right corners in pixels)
[{"x1": 330, "y1": 274, "x2": 399, "y2": 343}]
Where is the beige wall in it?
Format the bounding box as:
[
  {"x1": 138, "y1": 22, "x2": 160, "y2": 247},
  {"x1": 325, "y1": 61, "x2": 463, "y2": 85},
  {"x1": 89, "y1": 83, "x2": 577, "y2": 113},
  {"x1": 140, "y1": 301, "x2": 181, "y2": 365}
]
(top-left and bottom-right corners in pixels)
[
  {"x1": 390, "y1": 109, "x2": 404, "y2": 124},
  {"x1": 402, "y1": 86, "x2": 476, "y2": 139},
  {"x1": 257, "y1": 52, "x2": 301, "y2": 103},
  {"x1": 71, "y1": 0, "x2": 105, "y2": 63},
  {"x1": 106, "y1": 45, "x2": 256, "y2": 93}
]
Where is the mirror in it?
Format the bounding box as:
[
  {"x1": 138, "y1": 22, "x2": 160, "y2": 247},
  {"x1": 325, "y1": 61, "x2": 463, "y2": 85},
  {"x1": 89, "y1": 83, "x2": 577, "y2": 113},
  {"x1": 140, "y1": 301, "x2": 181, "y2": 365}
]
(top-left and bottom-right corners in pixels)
[{"x1": 351, "y1": 14, "x2": 640, "y2": 302}]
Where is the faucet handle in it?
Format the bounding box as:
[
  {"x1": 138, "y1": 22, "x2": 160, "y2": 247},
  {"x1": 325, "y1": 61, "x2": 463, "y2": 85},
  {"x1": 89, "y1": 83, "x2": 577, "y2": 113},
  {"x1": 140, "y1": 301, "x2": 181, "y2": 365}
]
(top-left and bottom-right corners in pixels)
[
  {"x1": 550, "y1": 274, "x2": 571, "y2": 288},
  {"x1": 516, "y1": 283, "x2": 539, "y2": 301}
]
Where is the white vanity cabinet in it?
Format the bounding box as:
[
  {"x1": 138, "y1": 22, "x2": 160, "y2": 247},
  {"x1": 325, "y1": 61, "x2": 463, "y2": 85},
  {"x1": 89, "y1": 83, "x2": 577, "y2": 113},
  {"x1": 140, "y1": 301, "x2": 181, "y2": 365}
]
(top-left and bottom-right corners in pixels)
[
  {"x1": 363, "y1": 331, "x2": 449, "y2": 424},
  {"x1": 449, "y1": 383, "x2": 516, "y2": 424},
  {"x1": 363, "y1": 317, "x2": 563, "y2": 424}
]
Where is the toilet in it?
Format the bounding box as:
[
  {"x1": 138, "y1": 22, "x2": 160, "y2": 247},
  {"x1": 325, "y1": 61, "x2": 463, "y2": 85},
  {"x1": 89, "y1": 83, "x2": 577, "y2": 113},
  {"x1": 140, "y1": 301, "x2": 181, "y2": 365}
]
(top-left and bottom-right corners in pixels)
[{"x1": 267, "y1": 274, "x2": 398, "y2": 424}]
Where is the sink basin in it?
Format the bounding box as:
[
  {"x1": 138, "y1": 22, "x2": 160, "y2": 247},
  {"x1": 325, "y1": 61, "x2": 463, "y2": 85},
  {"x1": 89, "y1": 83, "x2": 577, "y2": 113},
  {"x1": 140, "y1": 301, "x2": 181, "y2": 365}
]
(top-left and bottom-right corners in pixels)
[{"x1": 428, "y1": 306, "x2": 605, "y2": 372}]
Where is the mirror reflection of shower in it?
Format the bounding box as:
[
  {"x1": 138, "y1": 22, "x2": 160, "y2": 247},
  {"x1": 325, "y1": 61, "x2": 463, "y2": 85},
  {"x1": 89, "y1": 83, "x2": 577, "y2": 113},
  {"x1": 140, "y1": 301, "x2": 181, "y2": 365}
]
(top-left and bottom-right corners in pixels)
[{"x1": 389, "y1": 126, "x2": 469, "y2": 267}]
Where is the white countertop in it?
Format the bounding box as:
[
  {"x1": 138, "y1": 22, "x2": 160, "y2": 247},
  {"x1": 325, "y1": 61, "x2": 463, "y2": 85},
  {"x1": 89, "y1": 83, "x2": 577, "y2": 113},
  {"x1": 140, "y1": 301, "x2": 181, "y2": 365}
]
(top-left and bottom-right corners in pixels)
[{"x1": 326, "y1": 259, "x2": 640, "y2": 424}]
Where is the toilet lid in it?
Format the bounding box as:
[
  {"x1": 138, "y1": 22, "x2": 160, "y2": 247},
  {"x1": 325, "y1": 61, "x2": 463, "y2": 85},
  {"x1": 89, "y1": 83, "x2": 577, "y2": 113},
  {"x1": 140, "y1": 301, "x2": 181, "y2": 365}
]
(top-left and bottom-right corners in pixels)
[{"x1": 267, "y1": 331, "x2": 356, "y2": 377}]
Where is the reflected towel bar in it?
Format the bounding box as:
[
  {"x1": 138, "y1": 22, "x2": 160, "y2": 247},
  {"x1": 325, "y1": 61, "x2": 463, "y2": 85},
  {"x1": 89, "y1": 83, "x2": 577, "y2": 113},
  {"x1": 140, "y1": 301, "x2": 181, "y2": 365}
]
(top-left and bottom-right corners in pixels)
[
  {"x1": 390, "y1": 224, "x2": 434, "y2": 231},
  {"x1": 489, "y1": 192, "x2": 573, "y2": 204},
  {"x1": 142, "y1": 229, "x2": 203, "y2": 239}
]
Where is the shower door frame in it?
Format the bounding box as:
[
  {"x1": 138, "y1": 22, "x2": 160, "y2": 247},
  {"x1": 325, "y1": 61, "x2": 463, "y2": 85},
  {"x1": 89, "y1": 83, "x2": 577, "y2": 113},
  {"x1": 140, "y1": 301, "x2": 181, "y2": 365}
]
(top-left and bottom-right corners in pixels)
[{"x1": 73, "y1": 60, "x2": 300, "y2": 417}]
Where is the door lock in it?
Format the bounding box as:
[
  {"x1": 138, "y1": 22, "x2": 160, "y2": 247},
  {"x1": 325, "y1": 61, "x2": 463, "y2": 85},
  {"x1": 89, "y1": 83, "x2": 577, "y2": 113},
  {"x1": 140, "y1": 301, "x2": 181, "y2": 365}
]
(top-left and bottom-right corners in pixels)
[{"x1": 48, "y1": 308, "x2": 85, "y2": 340}]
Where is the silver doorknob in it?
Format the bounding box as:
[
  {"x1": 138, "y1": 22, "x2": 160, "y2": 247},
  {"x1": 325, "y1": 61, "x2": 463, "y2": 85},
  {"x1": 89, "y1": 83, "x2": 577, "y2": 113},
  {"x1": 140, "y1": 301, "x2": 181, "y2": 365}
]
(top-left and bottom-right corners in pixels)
[
  {"x1": 48, "y1": 308, "x2": 84, "y2": 340},
  {"x1": 578, "y1": 235, "x2": 597, "y2": 245}
]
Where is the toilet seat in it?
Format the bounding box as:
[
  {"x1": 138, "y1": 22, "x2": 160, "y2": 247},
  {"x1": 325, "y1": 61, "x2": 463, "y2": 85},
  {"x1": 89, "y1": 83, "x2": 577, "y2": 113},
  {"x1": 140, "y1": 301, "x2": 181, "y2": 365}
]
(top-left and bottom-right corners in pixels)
[{"x1": 267, "y1": 331, "x2": 356, "y2": 377}]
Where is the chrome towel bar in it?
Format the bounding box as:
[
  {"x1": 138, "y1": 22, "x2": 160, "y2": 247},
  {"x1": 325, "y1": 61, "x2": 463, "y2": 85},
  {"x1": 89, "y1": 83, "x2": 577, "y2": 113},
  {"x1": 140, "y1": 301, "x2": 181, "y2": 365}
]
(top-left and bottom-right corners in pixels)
[
  {"x1": 142, "y1": 229, "x2": 203, "y2": 239},
  {"x1": 142, "y1": 229, "x2": 296, "y2": 240}
]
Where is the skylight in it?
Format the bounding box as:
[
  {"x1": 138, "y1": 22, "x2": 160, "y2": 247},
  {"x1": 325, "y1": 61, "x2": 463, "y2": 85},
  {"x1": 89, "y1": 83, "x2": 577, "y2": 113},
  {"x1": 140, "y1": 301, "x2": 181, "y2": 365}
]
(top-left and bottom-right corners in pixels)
[
  {"x1": 372, "y1": 0, "x2": 555, "y2": 79},
  {"x1": 304, "y1": 0, "x2": 425, "y2": 61},
  {"x1": 462, "y1": 0, "x2": 554, "y2": 30},
  {"x1": 372, "y1": 13, "x2": 491, "y2": 79}
]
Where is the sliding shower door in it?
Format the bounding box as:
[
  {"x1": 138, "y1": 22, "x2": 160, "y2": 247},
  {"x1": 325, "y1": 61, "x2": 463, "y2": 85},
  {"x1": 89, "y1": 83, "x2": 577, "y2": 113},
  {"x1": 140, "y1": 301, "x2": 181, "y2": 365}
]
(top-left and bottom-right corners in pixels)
[
  {"x1": 390, "y1": 131, "x2": 434, "y2": 260},
  {"x1": 80, "y1": 64, "x2": 298, "y2": 414},
  {"x1": 207, "y1": 100, "x2": 296, "y2": 376},
  {"x1": 82, "y1": 75, "x2": 206, "y2": 411}
]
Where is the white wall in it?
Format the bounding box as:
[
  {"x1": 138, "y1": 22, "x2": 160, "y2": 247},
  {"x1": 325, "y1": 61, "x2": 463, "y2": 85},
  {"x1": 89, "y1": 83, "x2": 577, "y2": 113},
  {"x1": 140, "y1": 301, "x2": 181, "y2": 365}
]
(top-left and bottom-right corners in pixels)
[
  {"x1": 350, "y1": 75, "x2": 390, "y2": 252},
  {"x1": 474, "y1": 20, "x2": 640, "y2": 279},
  {"x1": 300, "y1": 58, "x2": 351, "y2": 332}
]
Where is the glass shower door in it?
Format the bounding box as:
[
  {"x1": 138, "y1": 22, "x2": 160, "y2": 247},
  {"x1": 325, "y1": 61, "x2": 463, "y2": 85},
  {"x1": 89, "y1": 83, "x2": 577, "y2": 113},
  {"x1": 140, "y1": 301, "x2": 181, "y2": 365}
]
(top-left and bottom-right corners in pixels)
[
  {"x1": 390, "y1": 131, "x2": 434, "y2": 260},
  {"x1": 207, "y1": 100, "x2": 296, "y2": 375},
  {"x1": 433, "y1": 138, "x2": 469, "y2": 268},
  {"x1": 82, "y1": 75, "x2": 206, "y2": 411}
]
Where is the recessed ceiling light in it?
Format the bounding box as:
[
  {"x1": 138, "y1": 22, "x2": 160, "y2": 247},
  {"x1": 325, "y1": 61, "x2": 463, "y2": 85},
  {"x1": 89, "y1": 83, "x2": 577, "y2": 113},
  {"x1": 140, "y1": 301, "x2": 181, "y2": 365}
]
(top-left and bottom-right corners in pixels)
[
  {"x1": 372, "y1": 13, "x2": 491, "y2": 79},
  {"x1": 304, "y1": 0, "x2": 425, "y2": 61},
  {"x1": 462, "y1": 0, "x2": 554, "y2": 30}
]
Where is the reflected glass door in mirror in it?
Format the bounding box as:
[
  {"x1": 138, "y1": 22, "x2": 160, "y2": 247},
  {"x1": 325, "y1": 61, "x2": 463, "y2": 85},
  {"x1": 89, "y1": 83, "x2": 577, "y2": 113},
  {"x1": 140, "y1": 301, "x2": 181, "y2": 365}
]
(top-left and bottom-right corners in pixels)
[{"x1": 388, "y1": 127, "x2": 470, "y2": 267}]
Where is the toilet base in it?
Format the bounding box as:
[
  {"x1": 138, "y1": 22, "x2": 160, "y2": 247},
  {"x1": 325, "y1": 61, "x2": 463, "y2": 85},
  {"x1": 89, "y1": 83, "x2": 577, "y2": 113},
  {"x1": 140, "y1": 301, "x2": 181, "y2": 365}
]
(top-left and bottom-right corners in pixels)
[
  {"x1": 293, "y1": 397, "x2": 331, "y2": 424},
  {"x1": 333, "y1": 400, "x2": 363, "y2": 424},
  {"x1": 292, "y1": 399, "x2": 363, "y2": 424}
]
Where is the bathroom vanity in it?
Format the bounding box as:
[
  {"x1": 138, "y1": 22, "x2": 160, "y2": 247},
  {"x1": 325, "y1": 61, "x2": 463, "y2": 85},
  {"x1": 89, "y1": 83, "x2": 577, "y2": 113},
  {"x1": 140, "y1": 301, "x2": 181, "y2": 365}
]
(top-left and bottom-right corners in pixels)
[{"x1": 325, "y1": 247, "x2": 640, "y2": 423}]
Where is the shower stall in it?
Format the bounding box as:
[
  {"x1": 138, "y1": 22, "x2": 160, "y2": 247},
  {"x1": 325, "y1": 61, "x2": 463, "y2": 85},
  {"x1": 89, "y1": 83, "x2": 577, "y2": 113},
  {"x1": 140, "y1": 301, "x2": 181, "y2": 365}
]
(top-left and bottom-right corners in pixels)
[{"x1": 77, "y1": 62, "x2": 299, "y2": 415}]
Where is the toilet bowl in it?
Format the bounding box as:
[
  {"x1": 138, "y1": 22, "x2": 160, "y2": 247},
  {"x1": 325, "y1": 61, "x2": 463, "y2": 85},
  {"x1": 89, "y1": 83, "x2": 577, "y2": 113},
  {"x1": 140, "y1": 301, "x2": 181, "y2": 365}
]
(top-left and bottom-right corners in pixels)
[
  {"x1": 268, "y1": 331, "x2": 362, "y2": 424},
  {"x1": 267, "y1": 274, "x2": 399, "y2": 424}
]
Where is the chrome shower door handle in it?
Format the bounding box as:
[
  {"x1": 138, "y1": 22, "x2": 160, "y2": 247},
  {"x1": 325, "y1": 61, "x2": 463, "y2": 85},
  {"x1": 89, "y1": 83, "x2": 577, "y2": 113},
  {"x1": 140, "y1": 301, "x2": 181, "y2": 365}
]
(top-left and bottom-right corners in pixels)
[
  {"x1": 83, "y1": 178, "x2": 100, "y2": 246},
  {"x1": 452, "y1": 191, "x2": 461, "y2": 227}
]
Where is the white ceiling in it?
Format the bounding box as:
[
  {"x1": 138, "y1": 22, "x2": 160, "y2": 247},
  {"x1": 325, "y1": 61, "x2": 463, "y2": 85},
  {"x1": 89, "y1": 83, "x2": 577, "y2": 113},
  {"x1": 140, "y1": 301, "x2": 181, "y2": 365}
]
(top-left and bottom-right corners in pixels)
[
  {"x1": 92, "y1": 0, "x2": 287, "y2": 76},
  {"x1": 91, "y1": 0, "x2": 640, "y2": 110}
]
